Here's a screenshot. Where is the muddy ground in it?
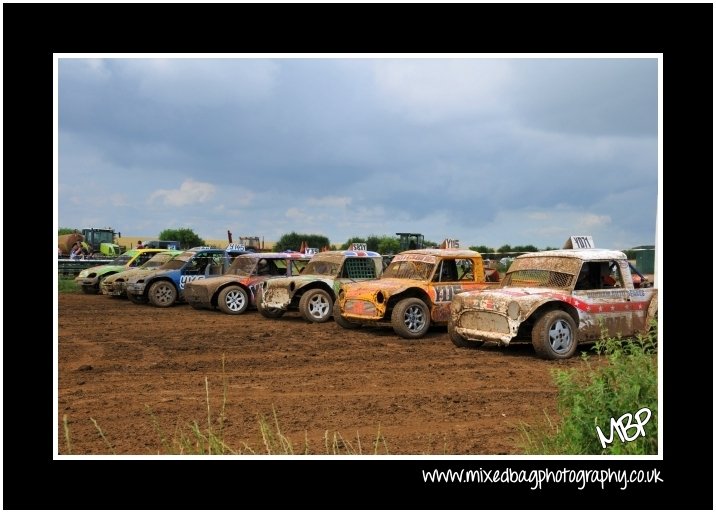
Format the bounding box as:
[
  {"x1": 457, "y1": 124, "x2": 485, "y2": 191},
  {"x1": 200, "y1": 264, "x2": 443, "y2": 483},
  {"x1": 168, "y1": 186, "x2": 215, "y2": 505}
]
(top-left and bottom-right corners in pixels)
[{"x1": 57, "y1": 293, "x2": 592, "y2": 456}]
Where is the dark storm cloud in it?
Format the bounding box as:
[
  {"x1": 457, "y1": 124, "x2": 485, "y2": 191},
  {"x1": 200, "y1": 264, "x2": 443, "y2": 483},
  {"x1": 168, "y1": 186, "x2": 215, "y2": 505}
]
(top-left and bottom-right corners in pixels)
[{"x1": 57, "y1": 56, "x2": 659, "y2": 250}]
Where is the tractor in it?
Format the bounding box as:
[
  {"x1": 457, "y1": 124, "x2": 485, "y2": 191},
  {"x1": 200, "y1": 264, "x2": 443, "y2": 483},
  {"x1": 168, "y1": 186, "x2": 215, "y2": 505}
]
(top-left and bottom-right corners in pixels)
[
  {"x1": 81, "y1": 228, "x2": 126, "y2": 257},
  {"x1": 396, "y1": 233, "x2": 425, "y2": 251}
]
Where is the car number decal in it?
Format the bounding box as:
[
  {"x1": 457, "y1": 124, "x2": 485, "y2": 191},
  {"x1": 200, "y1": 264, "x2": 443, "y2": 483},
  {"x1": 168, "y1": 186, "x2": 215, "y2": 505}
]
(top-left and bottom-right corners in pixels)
[
  {"x1": 434, "y1": 284, "x2": 463, "y2": 302},
  {"x1": 179, "y1": 275, "x2": 205, "y2": 290}
]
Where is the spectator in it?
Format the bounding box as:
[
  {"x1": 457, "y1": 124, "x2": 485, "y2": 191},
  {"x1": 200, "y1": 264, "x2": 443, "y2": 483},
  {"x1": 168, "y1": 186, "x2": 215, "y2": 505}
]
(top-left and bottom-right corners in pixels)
[
  {"x1": 70, "y1": 242, "x2": 83, "y2": 260},
  {"x1": 136, "y1": 240, "x2": 144, "y2": 249}
]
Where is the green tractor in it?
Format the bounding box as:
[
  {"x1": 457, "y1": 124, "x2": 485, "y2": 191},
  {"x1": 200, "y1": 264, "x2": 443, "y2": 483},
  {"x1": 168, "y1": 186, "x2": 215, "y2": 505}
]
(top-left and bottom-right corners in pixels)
[
  {"x1": 396, "y1": 232, "x2": 425, "y2": 251},
  {"x1": 82, "y1": 228, "x2": 126, "y2": 257}
]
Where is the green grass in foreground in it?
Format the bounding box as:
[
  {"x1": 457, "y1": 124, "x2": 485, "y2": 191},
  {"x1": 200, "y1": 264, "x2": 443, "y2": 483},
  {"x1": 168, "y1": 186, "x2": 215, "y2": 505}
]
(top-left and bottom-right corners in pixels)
[{"x1": 519, "y1": 320, "x2": 658, "y2": 455}]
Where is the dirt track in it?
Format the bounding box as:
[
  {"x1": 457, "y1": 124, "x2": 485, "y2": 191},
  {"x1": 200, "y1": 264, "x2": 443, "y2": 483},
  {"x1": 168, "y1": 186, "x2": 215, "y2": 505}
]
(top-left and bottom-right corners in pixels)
[{"x1": 57, "y1": 293, "x2": 589, "y2": 455}]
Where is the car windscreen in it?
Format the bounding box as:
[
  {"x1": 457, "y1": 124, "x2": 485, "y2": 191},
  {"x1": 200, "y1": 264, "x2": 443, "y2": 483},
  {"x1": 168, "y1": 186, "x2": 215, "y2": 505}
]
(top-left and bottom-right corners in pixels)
[
  {"x1": 226, "y1": 257, "x2": 258, "y2": 276},
  {"x1": 503, "y1": 269, "x2": 573, "y2": 289},
  {"x1": 142, "y1": 253, "x2": 176, "y2": 268},
  {"x1": 382, "y1": 259, "x2": 434, "y2": 281},
  {"x1": 302, "y1": 260, "x2": 340, "y2": 276},
  {"x1": 112, "y1": 255, "x2": 133, "y2": 266},
  {"x1": 159, "y1": 253, "x2": 193, "y2": 270}
]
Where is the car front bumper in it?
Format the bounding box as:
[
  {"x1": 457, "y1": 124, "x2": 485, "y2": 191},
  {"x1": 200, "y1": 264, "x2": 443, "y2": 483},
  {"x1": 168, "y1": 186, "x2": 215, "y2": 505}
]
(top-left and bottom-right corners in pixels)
[
  {"x1": 452, "y1": 309, "x2": 517, "y2": 344},
  {"x1": 74, "y1": 276, "x2": 99, "y2": 287},
  {"x1": 260, "y1": 287, "x2": 292, "y2": 310},
  {"x1": 125, "y1": 282, "x2": 147, "y2": 296},
  {"x1": 340, "y1": 298, "x2": 385, "y2": 322},
  {"x1": 101, "y1": 282, "x2": 127, "y2": 296}
]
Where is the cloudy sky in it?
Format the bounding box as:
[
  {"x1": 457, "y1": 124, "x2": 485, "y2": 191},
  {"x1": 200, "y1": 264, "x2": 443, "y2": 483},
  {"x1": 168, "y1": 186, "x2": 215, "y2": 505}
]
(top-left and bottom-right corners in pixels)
[{"x1": 56, "y1": 55, "x2": 660, "y2": 250}]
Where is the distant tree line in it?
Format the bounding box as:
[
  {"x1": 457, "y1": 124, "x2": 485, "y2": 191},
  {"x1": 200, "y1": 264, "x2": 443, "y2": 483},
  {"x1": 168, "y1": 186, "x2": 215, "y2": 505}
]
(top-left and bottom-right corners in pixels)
[
  {"x1": 58, "y1": 227, "x2": 650, "y2": 256},
  {"x1": 158, "y1": 228, "x2": 205, "y2": 249},
  {"x1": 341, "y1": 235, "x2": 441, "y2": 254},
  {"x1": 274, "y1": 232, "x2": 331, "y2": 252},
  {"x1": 275, "y1": 233, "x2": 441, "y2": 254}
]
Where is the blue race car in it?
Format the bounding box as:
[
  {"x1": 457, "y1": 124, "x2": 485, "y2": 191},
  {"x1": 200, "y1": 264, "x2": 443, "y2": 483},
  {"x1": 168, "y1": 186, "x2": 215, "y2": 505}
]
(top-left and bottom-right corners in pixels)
[{"x1": 125, "y1": 247, "x2": 233, "y2": 307}]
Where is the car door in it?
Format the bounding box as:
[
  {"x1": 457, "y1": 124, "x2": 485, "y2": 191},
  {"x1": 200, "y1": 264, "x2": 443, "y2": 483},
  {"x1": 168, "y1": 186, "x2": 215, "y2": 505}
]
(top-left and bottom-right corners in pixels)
[{"x1": 429, "y1": 258, "x2": 479, "y2": 322}]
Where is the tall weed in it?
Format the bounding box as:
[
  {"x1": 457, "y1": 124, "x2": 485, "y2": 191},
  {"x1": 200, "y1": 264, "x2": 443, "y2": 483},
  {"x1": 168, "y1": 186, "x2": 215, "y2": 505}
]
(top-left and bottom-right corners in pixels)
[{"x1": 520, "y1": 320, "x2": 658, "y2": 455}]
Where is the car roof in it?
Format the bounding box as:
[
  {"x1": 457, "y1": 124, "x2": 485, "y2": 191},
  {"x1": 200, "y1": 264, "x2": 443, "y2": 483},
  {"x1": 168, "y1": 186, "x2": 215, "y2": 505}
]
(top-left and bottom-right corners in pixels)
[
  {"x1": 124, "y1": 248, "x2": 167, "y2": 256},
  {"x1": 516, "y1": 248, "x2": 628, "y2": 261},
  {"x1": 312, "y1": 250, "x2": 382, "y2": 258},
  {"x1": 187, "y1": 246, "x2": 214, "y2": 251},
  {"x1": 235, "y1": 252, "x2": 312, "y2": 260},
  {"x1": 398, "y1": 248, "x2": 482, "y2": 258}
]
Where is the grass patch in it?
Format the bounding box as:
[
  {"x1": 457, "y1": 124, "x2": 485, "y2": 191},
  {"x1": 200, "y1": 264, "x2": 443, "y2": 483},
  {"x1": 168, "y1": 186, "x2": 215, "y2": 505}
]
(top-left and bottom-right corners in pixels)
[
  {"x1": 58, "y1": 278, "x2": 81, "y2": 293},
  {"x1": 519, "y1": 320, "x2": 658, "y2": 455}
]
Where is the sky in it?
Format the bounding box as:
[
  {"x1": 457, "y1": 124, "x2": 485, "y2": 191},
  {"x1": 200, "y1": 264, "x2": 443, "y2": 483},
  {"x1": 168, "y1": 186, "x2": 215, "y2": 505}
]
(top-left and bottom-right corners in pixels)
[{"x1": 56, "y1": 55, "x2": 660, "y2": 251}]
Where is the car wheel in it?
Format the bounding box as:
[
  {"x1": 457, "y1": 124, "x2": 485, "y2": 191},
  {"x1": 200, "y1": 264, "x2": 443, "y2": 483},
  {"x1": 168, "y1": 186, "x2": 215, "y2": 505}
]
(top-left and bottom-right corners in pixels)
[
  {"x1": 148, "y1": 281, "x2": 178, "y2": 308},
  {"x1": 448, "y1": 317, "x2": 484, "y2": 348},
  {"x1": 334, "y1": 306, "x2": 361, "y2": 329},
  {"x1": 255, "y1": 287, "x2": 285, "y2": 319},
  {"x1": 391, "y1": 297, "x2": 430, "y2": 339},
  {"x1": 81, "y1": 285, "x2": 97, "y2": 295},
  {"x1": 218, "y1": 285, "x2": 249, "y2": 315},
  {"x1": 532, "y1": 310, "x2": 578, "y2": 359},
  {"x1": 299, "y1": 289, "x2": 333, "y2": 323}
]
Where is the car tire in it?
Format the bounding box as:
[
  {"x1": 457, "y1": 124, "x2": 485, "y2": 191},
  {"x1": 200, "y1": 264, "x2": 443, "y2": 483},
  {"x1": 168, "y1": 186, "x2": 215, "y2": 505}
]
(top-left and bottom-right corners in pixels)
[
  {"x1": 81, "y1": 285, "x2": 97, "y2": 295},
  {"x1": 147, "y1": 280, "x2": 178, "y2": 308},
  {"x1": 448, "y1": 318, "x2": 484, "y2": 348},
  {"x1": 256, "y1": 287, "x2": 285, "y2": 319},
  {"x1": 391, "y1": 297, "x2": 430, "y2": 339},
  {"x1": 334, "y1": 306, "x2": 361, "y2": 329},
  {"x1": 218, "y1": 285, "x2": 249, "y2": 315},
  {"x1": 299, "y1": 289, "x2": 333, "y2": 323},
  {"x1": 532, "y1": 310, "x2": 578, "y2": 359}
]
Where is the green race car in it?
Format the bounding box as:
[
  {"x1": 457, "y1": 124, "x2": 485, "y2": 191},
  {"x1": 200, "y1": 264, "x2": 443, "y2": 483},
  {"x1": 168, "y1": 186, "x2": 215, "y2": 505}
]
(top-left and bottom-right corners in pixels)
[{"x1": 74, "y1": 249, "x2": 172, "y2": 294}]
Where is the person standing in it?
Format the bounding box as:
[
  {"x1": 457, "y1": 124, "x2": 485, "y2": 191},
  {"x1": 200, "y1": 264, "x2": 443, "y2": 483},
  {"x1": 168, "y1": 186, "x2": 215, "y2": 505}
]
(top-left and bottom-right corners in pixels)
[{"x1": 136, "y1": 240, "x2": 144, "y2": 249}]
